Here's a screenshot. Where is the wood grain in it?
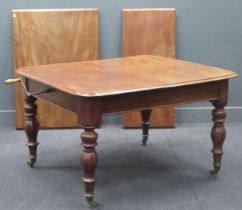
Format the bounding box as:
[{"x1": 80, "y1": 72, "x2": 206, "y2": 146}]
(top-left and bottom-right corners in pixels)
[
  {"x1": 13, "y1": 9, "x2": 99, "y2": 128},
  {"x1": 17, "y1": 55, "x2": 237, "y2": 96},
  {"x1": 122, "y1": 8, "x2": 176, "y2": 128}
]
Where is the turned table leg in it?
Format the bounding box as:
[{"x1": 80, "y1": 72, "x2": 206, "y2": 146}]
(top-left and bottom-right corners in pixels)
[
  {"x1": 24, "y1": 96, "x2": 39, "y2": 168},
  {"x1": 81, "y1": 126, "x2": 99, "y2": 208},
  {"x1": 209, "y1": 100, "x2": 227, "y2": 176},
  {"x1": 140, "y1": 109, "x2": 152, "y2": 146},
  {"x1": 77, "y1": 97, "x2": 102, "y2": 208}
]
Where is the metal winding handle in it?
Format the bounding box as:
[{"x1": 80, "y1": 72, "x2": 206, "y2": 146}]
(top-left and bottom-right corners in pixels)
[
  {"x1": 4, "y1": 77, "x2": 54, "y2": 96},
  {"x1": 4, "y1": 78, "x2": 21, "y2": 84}
]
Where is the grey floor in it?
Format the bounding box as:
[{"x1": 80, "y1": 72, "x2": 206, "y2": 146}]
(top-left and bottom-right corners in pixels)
[{"x1": 0, "y1": 123, "x2": 242, "y2": 210}]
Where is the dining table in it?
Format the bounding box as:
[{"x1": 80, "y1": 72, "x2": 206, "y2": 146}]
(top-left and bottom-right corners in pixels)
[{"x1": 7, "y1": 55, "x2": 237, "y2": 208}]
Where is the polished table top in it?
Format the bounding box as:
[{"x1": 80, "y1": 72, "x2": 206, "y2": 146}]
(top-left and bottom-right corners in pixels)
[{"x1": 17, "y1": 55, "x2": 237, "y2": 97}]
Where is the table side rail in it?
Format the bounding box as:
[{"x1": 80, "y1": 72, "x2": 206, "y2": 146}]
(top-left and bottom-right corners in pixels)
[
  {"x1": 28, "y1": 79, "x2": 78, "y2": 113},
  {"x1": 27, "y1": 79, "x2": 225, "y2": 116},
  {"x1": 102, "y1": 81, "x2": 222, "y2": 115}
]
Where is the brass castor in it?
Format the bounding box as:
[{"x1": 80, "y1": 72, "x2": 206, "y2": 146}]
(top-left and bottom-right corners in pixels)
[
  {"x1": 27, "y1": 158, "x2": 36, "y2": 168},
  {"x1": 86, "y1": 194, "x2": 99, "y2": 209},
  {"x1": 208, "y1": 165, "x2": 220, "y2": 177},
  {"x1": 142, "y1": 135, "x2": 149, "y2": 146}
]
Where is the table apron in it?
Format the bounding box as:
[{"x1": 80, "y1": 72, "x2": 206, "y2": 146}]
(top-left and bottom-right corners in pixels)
[
  {"x1": 27, "y1": 79, "x2": 226, "y2": 116},
  {"x1": 102, "y1": 81, "x2": 222, "y2": 115},
  {"x1": 27, "y1": 79, "x2": 78, "y2": 113}
]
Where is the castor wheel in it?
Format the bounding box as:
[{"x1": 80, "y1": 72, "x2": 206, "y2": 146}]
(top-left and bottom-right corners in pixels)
[
  {"x1": 27, "y1": 158, "x2": 36, "y2": 168},
  {"x1": 85, "y1": 194, "x2": 99, "y2": 209},
  {"x1": 208, "y1": 165, "x2": 220, "y2": 177},
  {"x1": 142, "y1": 135, "x2": 149, "y2": 146}
]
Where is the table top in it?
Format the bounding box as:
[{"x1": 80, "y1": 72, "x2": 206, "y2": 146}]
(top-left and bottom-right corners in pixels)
[{"x1": 17, "y1": 55, "x2": 237, "y2": 97}]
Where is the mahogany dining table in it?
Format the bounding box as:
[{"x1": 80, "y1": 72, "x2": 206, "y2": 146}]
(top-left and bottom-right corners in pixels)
[{"x1": 9, "y1": 55, "x2": 237, "y2": 208}]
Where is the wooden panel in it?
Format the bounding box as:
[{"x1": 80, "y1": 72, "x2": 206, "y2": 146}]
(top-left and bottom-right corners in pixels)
[
  {"x1": 13, "y1": 9, "x2": 99, "y2": 128},
  {"x1": 122, "y1": 8, "x2": 176, "y2": 128}
]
